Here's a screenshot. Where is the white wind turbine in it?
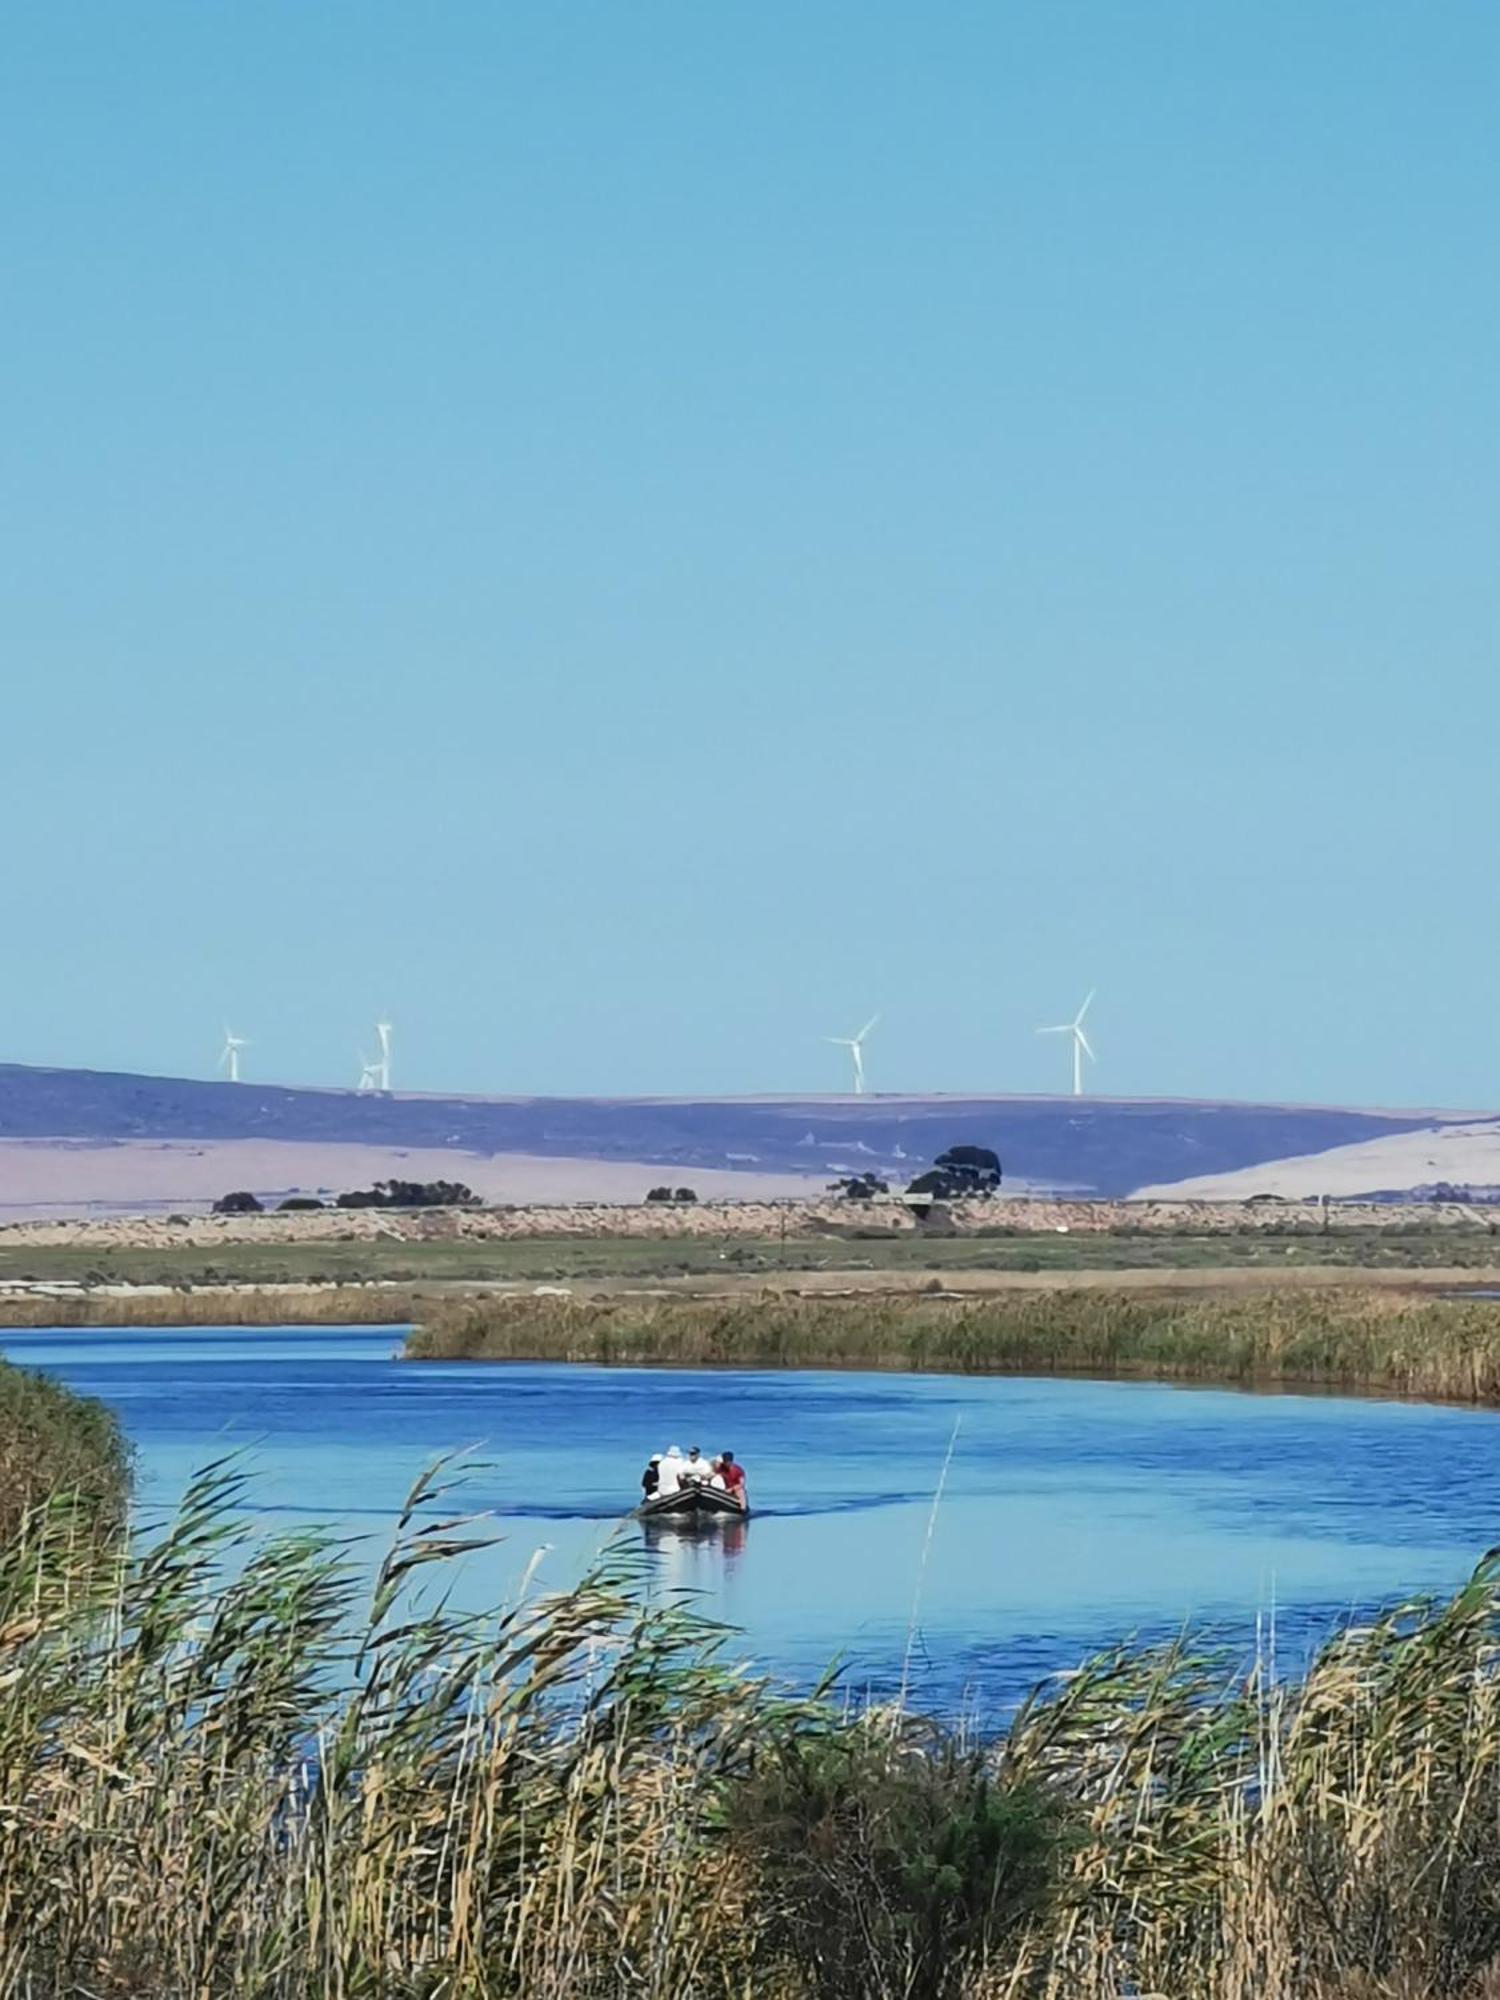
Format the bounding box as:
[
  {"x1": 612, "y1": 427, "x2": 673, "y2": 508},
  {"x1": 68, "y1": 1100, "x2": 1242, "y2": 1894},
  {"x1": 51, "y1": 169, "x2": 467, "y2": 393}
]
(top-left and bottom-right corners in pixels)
[
  {"x1": 217, "y1": 1027, "x2": 249, "y2": 1084},
  {"x1": 1037, "y1": 990, "x2": 1096, "y2": 1097},
  {"x1": 374, "y1": 1018, "x2": 393, "y2": 1093},
  {"x1": 356, "y1": 1051, "x2": 381, "y2": 1092},
  {"x1": 827, "y1": 1014, "x2": 879, "y2": 1095}
]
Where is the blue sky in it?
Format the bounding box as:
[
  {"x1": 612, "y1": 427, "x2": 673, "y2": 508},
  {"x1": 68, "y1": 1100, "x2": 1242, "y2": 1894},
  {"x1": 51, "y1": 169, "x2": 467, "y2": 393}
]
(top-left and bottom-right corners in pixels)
[{"x1": 3, "y1": 3, "x2": 1496, "y2": 1106}]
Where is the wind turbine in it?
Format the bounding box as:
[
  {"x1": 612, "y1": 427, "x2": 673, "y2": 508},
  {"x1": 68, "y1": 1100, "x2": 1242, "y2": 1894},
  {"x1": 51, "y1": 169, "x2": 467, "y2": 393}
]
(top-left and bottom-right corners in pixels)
[
  {"x1": 356, "y1": 1052, "x2": 381, "y2": 1092},
  {"x1": 217, "y1": 1028, "x2": 249, "y2": 1084},
  {"x1": 1037, "y1": 991, "x2": 1096, "y2": 1097},
  {"x1": 374, "y1": 1018, "x2": 393, "y2": 1093},
  {"x1": 827, "y1": 1015, "x2": 879, "y2": 1095}
]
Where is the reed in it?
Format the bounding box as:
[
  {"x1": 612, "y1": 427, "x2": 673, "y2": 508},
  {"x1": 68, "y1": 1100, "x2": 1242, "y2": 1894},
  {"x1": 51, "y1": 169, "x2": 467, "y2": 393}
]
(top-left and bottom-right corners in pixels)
[
  {"x1": 408, "y1": 1287, "x2": 1500, "y2": 1404},
  {"x1": 0, "y1": 1284, "x2": 418, "y2": 1329},
  {"x1": 0, "y1": 1352, "x2": 129, "y2": 1539},
  {"x1": 5, "y1": 1464, "x2": 1500, "y2": 1995}
]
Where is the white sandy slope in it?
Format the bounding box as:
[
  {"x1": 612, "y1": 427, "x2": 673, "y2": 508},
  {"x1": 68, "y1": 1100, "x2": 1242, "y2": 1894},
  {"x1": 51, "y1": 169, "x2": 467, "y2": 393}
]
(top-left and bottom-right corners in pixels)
[
  {"x1": 1134, "y1": 1120, "x2": 1500, "y2": 1201},
  {"x1": 0, "y1": 1139, "x2": 824, "y2": 1220}
]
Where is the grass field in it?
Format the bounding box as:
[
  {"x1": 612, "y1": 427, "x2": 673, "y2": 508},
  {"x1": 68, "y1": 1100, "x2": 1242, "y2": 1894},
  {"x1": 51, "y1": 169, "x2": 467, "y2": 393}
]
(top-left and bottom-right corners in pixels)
[{"x1": 3, "y1": 1222, "x2": 1500, "y2": 1290}]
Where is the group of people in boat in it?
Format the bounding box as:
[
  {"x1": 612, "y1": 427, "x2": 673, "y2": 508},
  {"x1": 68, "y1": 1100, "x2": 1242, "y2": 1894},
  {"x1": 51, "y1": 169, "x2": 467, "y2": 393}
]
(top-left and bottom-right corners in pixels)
[{"x1": 640, "y1": 1445, "x2": 747, "y2": 1509}]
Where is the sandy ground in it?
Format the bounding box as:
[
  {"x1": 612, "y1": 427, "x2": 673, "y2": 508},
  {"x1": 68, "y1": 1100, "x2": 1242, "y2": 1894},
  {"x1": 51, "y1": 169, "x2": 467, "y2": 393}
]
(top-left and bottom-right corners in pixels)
[
  {"x1": 0, "y1": 1139, "x2": 823, "y2": 1219},
  {"x1": 1133, "y1": 1121, "x2": 1500, "y2": 1201}
]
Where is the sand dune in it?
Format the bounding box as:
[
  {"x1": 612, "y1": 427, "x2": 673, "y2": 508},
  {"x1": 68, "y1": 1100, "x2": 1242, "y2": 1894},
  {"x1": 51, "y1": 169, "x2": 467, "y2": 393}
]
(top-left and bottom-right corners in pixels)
[
  {"x1": 0, "y1": 1139, "x2": 822, "y2": 1220},
  {"x1": 1134, "y1": 1120, "x2": 1500, "y2": 1201}
]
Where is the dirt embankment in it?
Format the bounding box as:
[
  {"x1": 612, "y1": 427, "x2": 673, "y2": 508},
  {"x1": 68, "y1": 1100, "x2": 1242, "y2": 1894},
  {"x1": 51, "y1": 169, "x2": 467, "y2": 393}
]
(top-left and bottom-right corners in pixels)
[{"x1": 0, "y1": 1194, "x2": 1492, "y2": 1256}]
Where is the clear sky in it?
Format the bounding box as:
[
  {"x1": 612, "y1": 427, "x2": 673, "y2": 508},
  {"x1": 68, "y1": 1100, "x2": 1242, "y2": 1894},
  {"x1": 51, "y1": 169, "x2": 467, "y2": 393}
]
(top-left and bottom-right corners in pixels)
[{"x1": 3, "y1": 3, "x2": 1496, "y2": 1106}]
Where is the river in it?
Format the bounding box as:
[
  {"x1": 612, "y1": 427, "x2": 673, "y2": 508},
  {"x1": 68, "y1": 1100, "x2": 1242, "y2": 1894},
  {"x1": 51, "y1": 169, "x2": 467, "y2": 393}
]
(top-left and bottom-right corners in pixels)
[{"x1": 5, "y1": 1324, "x2": 1499, "y2": 1716}]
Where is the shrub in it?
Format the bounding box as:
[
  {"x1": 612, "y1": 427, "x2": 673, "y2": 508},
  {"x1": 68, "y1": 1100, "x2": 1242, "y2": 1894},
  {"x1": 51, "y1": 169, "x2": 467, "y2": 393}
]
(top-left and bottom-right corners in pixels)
[
  {"x1": 829, "y1": 1172, "x2": 890, "y2": 1201},
  {"x1": 336, "y1": 1180, "x2": 476, "y2": 1210},
  {"x1": 212, "y1": 1190, "x2": 263, "y2": 1215}
]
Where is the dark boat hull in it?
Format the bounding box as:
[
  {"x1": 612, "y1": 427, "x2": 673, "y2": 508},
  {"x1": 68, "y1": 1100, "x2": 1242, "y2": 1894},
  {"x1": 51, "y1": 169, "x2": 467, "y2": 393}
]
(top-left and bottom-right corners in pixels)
[{"x1": 637, "y1": 1484, "x2": 748, "y2": 1522}]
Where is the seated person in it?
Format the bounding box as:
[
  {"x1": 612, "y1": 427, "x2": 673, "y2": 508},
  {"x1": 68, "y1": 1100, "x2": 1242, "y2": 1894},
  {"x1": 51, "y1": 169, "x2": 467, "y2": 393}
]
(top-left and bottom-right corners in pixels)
[
  {"x1": 641, "y1": 1454, "x2": 662, "y2": 1499},
  {"x1": 682, "y1": 1446, "x2": 712, "y2": 1483},
  {"x1": 718, "y1": 1449, "x2": 747, "y2": 1509}
]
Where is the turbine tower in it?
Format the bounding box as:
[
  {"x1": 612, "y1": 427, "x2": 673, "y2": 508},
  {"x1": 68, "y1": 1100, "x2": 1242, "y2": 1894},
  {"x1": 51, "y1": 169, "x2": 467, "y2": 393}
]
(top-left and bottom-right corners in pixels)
[
  {"x1": 1037, "y1": 990, "x2": 1096, "y2": 1097},
  {"x1": 827, "y1": 1014, "x2": 879, "y2": 1095},
  {"x1": 217, "y1": 1027, "x2": 249, "y2": 1084}
]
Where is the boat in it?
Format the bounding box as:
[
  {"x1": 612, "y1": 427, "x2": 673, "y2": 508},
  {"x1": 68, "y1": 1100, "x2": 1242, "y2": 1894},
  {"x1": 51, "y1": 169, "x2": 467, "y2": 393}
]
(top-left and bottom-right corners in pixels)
[{"x1": 637, "y1": 1483, "x2": 749, "y2": 1522}]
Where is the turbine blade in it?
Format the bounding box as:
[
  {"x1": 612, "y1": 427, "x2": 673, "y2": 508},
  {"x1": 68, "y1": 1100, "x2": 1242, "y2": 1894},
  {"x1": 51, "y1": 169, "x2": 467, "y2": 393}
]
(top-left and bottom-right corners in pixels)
[
  {"x1": 856, "y1": 1014, "x2": 880, "y2": 1041},
  {"x1": 1076, "y1": 1030, "x2": 1097, "y2": 1061},
  {"x1": 1075, "y1": 989, "x2": 1096, "y2": 1025}
]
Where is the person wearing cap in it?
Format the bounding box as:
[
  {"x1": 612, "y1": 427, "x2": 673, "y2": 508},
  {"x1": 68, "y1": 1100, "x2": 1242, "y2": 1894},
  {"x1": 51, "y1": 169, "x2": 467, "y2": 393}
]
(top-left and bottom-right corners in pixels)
[
  {"x1": 640, "y1": 1454, "x2": 662, "y2": 1500},
  {"x1": 681, "y1": 1446, "x2": 712, "y2": 1484},
  {"x1": 657, "y1": 1446, "x2": 686, "y2": 1496}
]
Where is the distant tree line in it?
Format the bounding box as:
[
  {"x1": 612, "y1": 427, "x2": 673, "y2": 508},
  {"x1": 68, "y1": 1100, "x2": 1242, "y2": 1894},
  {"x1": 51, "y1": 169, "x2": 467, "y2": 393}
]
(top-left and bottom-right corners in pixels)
[
  {"x1": 828, "y1": 1143, "x2": 1002, "y2": 1206},
  {"x1": 213, "y1": 1179, "x2": 479, "y2": 1215}
]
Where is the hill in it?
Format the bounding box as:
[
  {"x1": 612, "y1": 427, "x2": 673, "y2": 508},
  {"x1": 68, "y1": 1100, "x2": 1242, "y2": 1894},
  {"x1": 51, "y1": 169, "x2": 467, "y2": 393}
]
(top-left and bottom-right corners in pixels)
[{"x1": 0, "y1": 1061, "x2": 1487, "y2": 1215}]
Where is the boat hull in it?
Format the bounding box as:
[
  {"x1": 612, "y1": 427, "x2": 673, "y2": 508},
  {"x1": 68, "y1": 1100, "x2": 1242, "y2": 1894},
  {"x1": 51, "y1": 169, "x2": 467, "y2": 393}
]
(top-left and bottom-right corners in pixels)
[{"x1": 637, "y1": 1484, "x2": 748, "y2": 1522}]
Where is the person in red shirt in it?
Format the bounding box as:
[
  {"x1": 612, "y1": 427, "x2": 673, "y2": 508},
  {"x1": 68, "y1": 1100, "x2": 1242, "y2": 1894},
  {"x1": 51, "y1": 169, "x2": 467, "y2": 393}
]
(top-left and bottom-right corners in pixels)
[{"x1": 719, "y1": 1449, "x2": 747, "y2": 1510}]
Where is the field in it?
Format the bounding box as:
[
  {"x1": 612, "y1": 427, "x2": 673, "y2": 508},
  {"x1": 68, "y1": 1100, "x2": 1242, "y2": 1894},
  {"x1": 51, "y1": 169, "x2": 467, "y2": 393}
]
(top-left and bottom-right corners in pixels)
[{"x1": 3, "y1": 1219, "x2": 1500, "y2": 1293}]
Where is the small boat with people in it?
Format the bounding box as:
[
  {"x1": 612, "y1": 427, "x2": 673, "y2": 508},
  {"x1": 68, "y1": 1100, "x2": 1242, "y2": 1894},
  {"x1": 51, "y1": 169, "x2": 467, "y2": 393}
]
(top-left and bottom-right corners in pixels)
[{"x1": 636, "y1": 1445, "x2": 749, "y2": 1521}]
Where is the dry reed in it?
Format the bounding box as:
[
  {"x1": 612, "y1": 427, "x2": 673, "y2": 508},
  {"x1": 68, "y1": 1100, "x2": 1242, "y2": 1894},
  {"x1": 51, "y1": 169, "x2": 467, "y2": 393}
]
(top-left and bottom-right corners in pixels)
[
  {"x1": 3, "y1": 1458, "x2": 1500, "y2": 1995},
  {"x1": 409, "y1": 1289, "x2": 1500, "y2": 1404}
]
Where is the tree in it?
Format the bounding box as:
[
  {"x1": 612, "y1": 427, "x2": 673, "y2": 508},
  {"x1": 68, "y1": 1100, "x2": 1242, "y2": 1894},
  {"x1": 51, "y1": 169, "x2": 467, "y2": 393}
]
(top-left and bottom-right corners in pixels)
[
  {"x1": 829, "y1": 1173, "x2": 890, "y2": 1202},
  {"x1": 277, "y1": 1197, "x2": 325, "y2": 1212},
  {"x1": 933, "y1": 1145, "x2": 1002, "y2": 1192},
  {"x1": 335, "y1": 1180, "x2": 477, "y2": 1210},
  {"x1": 212, "y1": 1190, "x2": 263, "y2": 1215},
  {"x1": 905, "y1": 1144, "x2": 1003, "y2": 1205}
]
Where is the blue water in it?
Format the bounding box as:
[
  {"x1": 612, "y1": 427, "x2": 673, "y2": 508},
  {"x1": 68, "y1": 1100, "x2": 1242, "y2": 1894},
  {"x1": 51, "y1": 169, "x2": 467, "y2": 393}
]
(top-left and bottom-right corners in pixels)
[{"x1": 5, "y1": 1324, "x2": 1500, "y2": 1717}]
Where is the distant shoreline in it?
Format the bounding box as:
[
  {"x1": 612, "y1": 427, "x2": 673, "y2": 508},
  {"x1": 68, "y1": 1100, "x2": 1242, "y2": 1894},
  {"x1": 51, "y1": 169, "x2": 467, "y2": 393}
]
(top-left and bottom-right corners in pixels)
[{"x1": 6, "y1": 1272, "x2": 1500, "y2": 1413}]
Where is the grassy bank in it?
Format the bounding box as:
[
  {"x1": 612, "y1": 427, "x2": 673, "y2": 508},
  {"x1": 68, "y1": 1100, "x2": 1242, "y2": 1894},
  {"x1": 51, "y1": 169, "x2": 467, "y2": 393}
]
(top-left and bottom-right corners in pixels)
[
  {"x1": 408, "y1": 1287, "x2": 1500, "y2": 1402},
  {"x1": 4, "y1": 1463, "x2": 1500, "y2": 1997},
  {"x1": 0, "y1": 1284, "x2": 419, "y2": 1328},
  {"x1": 0, "y1": 1352, "x2": 130, "y2": 1538}
]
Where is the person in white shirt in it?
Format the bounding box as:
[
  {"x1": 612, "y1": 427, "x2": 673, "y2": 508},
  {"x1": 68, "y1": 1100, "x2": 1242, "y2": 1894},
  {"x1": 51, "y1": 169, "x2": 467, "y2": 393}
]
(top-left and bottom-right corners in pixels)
[
  {"x1": 682, "y1": 1446, "x2": 712, "y2": 1484},
  {"x1": 657, "y1": 1446, "x2": 686, "y2": 1496}
]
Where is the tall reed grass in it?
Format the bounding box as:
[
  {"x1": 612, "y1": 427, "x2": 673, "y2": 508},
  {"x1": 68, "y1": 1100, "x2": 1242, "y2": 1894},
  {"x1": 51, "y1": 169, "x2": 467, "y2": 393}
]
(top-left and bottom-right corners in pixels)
[
  {"x1": 409, "y1": 1288, "x2": 1500, "y2": 1404},
  {"x1": 0, "y1": 1284, "x2": 417, "y2": 1329},
  {"x1": 5, "y1": 1459, "x2": 1500, "y2": 1995},
  {"x1": 0, "y1": 1352, "x2": 129, "y2": 1538}
]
